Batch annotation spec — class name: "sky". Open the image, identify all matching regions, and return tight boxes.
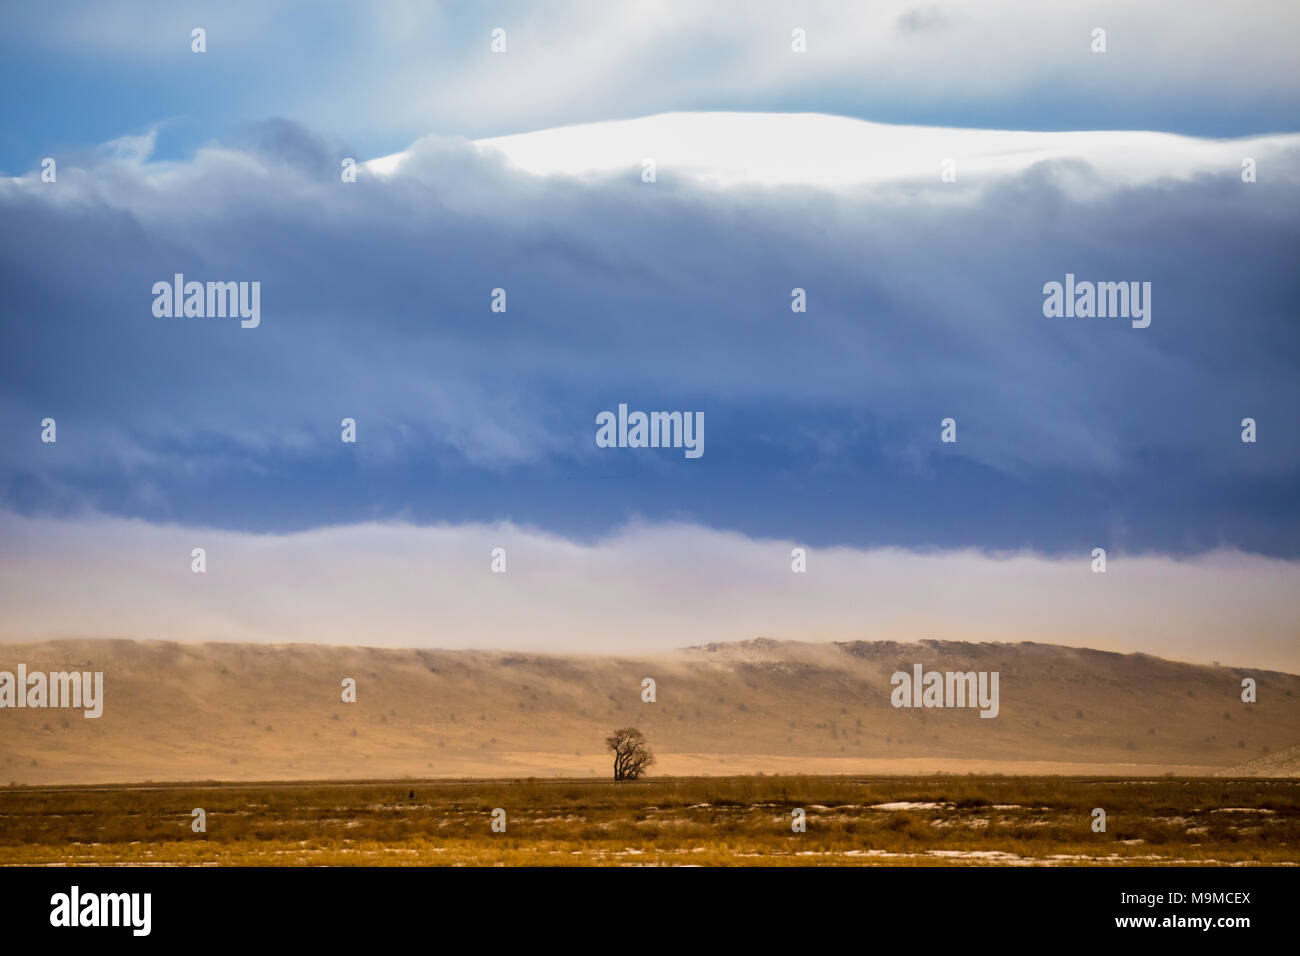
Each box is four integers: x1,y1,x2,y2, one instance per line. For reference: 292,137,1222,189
1,1,1297,666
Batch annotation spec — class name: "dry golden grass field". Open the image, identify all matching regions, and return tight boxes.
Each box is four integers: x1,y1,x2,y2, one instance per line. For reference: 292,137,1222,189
2,775,1297,866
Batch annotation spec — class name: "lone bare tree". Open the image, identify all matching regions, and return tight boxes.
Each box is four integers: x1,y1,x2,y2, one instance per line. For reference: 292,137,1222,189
606,727,655,781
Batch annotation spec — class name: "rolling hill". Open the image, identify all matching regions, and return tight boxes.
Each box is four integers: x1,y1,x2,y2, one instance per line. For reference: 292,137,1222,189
2,637,1297,785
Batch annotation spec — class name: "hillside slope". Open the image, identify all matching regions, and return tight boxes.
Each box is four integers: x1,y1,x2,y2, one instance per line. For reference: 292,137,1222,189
1218,743,1300,777
2,638,1297,784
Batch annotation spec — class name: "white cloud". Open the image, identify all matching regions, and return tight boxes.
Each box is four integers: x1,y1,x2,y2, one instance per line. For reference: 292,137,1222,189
369,112,1300,191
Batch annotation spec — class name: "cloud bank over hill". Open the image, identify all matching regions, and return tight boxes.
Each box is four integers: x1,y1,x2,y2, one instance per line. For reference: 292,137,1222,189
2,511,1298,670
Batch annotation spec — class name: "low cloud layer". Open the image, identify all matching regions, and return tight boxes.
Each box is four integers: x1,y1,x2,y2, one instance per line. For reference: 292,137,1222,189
1,511,1297,672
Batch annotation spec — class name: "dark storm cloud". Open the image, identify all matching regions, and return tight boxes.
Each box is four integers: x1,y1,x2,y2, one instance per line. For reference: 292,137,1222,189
1,121,1297,554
